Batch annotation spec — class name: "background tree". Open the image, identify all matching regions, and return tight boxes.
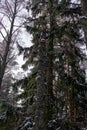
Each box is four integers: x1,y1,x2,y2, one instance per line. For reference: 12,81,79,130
0,0,28,129
0,0,26,89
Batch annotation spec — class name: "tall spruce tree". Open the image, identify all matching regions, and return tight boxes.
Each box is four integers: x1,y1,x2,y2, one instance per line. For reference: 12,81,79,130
3,0,87,129
20,0,87,129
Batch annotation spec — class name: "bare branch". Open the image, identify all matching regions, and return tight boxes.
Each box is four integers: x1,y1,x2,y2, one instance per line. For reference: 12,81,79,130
0,0,27,89
16,6,24,14
6,0,14,13
0,11,12,22
0,53,3,61
13,21,26,34
0,31,7,42
0,21,8,35
6,54,15,65
5,0,14,17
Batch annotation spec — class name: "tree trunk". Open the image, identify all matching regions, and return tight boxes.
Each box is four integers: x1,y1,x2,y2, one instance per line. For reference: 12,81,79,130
81,0,87,45
46,0,55,120
81,0,87,14
35,30,48,130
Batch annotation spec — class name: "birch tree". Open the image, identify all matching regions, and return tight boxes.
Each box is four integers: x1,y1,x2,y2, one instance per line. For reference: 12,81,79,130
0,0,26,90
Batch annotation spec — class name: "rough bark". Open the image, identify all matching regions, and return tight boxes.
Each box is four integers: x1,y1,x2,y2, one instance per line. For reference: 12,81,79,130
35,32,48,130
46,0,55,120
35,1,56,129
81,0,87,45
81,0,87,14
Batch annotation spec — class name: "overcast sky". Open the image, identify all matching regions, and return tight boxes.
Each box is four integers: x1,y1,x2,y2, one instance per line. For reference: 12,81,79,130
1,0,87,80
0,0,33,79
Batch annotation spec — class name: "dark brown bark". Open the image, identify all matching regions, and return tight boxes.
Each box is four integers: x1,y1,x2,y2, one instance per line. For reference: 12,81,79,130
35,1,56,129
46,0,55,120
81,0,87,15
81,0,87,45
35,34,48,130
